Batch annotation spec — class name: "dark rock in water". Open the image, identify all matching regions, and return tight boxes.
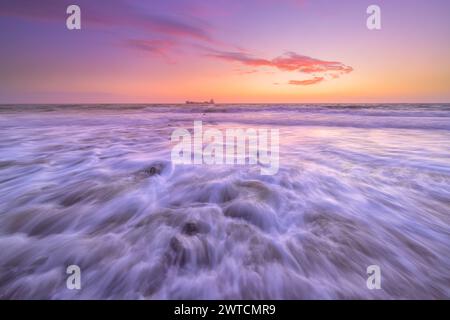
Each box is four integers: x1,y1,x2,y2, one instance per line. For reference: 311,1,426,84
182,220,211,236
136,161,172,179
145,167,157,176
182,222,198,235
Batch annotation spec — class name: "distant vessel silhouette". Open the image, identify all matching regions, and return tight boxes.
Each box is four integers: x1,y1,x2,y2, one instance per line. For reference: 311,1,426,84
185,99,215,105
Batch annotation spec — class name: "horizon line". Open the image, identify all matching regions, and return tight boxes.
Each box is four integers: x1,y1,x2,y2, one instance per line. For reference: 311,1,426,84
1,101,450,106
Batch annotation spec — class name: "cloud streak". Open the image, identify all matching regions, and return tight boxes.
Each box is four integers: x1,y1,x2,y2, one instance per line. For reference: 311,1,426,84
123,39,176,58
289,77,325,86
207,50,353,85
0,0,214,42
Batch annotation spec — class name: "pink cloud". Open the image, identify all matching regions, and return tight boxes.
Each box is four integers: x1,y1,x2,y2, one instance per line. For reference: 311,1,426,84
289,77,324,86
272,52,353,75
207,50,353,85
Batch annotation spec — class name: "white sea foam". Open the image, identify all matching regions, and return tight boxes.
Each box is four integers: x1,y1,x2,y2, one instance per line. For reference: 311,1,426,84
0,104,449,299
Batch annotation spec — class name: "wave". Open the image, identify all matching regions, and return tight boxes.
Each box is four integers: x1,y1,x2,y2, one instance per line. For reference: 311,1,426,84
0,104,449,299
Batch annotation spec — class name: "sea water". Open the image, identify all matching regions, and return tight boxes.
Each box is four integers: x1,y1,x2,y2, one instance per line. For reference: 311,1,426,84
0,104,449,299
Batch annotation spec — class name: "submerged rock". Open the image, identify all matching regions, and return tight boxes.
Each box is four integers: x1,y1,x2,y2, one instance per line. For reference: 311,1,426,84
135,161,172,179
182,220,211,236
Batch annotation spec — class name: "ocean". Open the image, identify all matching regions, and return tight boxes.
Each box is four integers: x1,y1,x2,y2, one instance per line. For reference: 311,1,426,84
0,104,449,299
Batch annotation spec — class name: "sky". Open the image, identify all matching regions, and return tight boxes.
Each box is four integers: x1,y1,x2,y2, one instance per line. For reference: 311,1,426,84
0,0,449,104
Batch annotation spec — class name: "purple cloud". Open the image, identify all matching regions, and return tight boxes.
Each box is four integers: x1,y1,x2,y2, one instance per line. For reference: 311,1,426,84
0,0,213,42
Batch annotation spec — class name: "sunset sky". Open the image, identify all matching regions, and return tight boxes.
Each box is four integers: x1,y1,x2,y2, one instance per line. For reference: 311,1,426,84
0,0,449,103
